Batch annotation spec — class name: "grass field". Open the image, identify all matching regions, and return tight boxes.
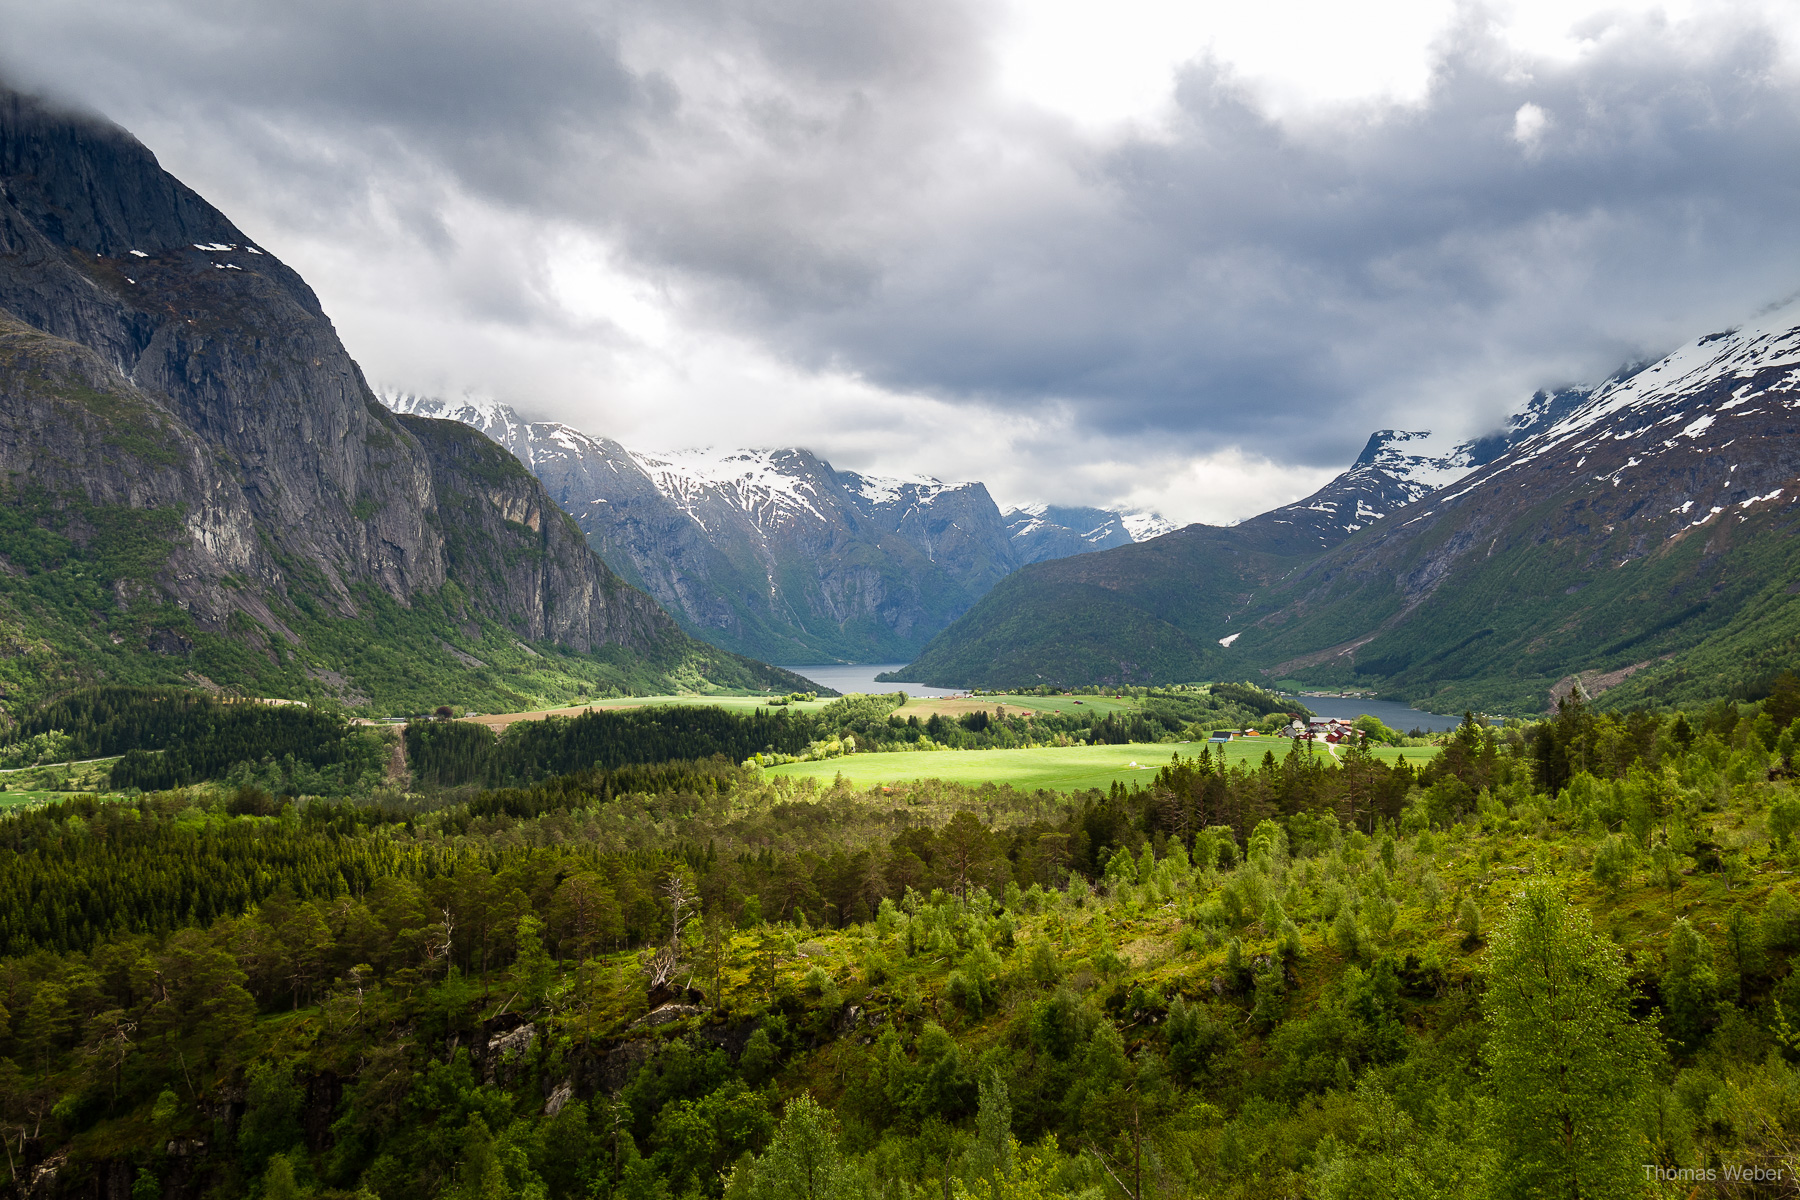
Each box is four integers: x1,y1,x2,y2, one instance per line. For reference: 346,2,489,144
0,790,101,810
465,693,838,729
764,738,1440,791
892,693,1140,719
0,757,119,810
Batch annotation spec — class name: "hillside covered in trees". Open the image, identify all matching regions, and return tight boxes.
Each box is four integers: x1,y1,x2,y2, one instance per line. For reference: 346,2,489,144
0,688,1796,1198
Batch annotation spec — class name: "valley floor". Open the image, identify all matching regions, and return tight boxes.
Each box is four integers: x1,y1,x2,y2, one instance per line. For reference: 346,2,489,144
459,691,1143,732
766,739,1438,791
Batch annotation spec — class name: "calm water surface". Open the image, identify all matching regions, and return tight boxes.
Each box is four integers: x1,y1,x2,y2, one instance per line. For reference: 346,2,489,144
778,666,1470,731
1283,696,1467,733
778,664,963,699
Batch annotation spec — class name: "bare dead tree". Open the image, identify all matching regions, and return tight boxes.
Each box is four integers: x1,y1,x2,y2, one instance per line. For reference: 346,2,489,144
427,908,455,980
642,871,700,997
664,872,697,956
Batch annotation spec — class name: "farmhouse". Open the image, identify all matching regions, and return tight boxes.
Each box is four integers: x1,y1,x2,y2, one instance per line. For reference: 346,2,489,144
1280,716,1360,743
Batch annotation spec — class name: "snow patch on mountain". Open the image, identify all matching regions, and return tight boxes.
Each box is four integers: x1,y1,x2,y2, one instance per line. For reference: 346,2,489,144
1355,429,1477,493
839,470,948,509
625,448,832,527
1523,295,1800,455
384,391,1183,587
1122,511,1176,540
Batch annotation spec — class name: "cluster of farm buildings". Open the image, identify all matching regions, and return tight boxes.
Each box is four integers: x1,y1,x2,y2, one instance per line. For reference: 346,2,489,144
1209,717,1362,744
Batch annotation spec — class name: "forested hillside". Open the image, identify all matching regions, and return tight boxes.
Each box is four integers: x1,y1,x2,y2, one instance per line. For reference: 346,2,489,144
0,687,1797,1198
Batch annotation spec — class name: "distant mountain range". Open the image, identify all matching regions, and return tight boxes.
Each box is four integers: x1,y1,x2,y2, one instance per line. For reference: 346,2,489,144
0,87,813,714
887,335,1798,715
382,395,1172,663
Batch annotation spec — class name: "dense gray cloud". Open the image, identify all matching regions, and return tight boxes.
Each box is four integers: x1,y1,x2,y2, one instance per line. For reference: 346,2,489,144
4,0,1800,516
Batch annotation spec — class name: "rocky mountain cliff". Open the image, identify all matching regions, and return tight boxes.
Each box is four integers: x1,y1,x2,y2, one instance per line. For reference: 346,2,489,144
885,351,1786,713
383,395,1170,663
0,87,809,713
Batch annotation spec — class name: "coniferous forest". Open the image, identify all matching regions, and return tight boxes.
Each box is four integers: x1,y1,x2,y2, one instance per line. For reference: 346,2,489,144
0,684,1797,1198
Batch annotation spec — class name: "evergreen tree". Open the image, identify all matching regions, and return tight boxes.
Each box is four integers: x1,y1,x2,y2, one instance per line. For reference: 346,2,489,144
511,914,555,1010
967,1068,1013,1191
1481,882,1657,1200
1661,918,1719,1054
728,1092,855,1200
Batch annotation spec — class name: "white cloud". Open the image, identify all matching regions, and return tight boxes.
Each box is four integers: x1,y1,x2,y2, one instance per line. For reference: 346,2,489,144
1511,101,1550,145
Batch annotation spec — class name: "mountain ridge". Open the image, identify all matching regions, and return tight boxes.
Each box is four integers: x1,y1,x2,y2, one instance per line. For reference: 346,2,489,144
382,393,1173,663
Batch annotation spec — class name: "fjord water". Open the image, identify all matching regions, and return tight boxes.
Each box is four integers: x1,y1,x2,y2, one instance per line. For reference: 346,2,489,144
1286,696,1464,732
782,666,1466,730
781,664,963,698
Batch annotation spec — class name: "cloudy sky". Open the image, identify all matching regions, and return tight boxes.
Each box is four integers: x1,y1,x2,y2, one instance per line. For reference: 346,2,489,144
6,0,1800,523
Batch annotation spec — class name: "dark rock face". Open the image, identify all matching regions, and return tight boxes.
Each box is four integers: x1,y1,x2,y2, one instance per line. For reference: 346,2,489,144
395,414,670,654
0,87,796,708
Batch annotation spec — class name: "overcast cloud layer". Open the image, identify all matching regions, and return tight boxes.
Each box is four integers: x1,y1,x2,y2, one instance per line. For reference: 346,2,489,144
5,0,1800,523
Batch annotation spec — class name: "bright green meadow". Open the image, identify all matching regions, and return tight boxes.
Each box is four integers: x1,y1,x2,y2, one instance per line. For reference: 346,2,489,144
764,738,1437,791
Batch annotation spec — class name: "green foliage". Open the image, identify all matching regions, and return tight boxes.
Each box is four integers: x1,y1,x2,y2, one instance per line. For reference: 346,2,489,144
1482,882,1659,1200
729,1093,856,1200
1771,794,1800,849
1591,835,1633,894
1662,919,1720,1054
240,1060,306,1173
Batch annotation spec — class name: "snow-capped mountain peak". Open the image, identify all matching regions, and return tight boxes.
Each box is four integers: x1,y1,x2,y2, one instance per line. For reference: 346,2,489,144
1353,429,1477,492
380,391,607,471
1410,295,1800,516
624,447,836,526
1121,512,1176,540
839,469,950,510
1000,504,1175,564
375,391,1177,661
1522,296,1800,457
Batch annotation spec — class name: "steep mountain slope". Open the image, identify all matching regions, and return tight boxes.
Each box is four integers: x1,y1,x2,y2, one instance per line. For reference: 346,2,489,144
1228,305,1800,713
384,395,1169,663
882,388,1628,693
0,87,808,713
